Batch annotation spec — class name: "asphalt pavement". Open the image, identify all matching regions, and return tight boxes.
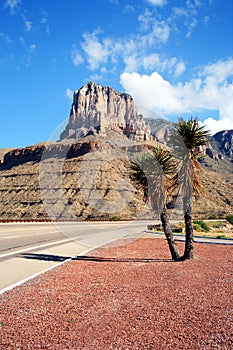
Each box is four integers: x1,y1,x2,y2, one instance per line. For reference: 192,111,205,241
0,221,150,293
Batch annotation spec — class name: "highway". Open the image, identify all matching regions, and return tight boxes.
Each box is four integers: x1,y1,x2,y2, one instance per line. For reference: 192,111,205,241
0,221,152,293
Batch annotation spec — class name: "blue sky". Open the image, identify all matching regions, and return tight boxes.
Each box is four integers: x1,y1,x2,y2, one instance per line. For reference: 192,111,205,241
0,0,233,148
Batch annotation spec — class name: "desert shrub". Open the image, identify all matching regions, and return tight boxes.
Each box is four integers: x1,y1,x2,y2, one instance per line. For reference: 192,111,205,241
194,223,202,232
216,234,226,239
208,214,217,219
226,215,233,225
193,220,210,232
109,215,121,221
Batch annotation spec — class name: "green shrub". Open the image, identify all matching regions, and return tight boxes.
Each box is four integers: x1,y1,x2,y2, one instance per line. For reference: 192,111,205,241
194,223,202,232
208,214,217,219
216,234,226,239
193,220,210,232
109,215,121,221
226,215,233,225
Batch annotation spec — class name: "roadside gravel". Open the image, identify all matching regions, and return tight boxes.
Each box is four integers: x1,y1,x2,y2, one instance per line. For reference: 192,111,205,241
0,237,232,349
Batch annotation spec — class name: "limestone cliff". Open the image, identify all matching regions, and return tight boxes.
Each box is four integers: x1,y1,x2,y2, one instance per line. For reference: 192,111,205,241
60,82,151,141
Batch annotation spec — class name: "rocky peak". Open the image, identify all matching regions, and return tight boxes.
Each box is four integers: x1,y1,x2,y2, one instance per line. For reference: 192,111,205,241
212,130,233,159
60,82,152,141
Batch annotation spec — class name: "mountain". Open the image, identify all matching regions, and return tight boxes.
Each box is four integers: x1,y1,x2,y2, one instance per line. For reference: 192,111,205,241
212,130,233,159
60,82,152,141
146,117,233,164
0,83,232,221
144,118,174,145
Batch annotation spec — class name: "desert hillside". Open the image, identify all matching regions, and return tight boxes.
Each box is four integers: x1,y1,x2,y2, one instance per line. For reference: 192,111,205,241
0,134,232,221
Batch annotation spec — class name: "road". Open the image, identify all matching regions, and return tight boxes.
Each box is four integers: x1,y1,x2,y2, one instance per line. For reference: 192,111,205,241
0,221,152,293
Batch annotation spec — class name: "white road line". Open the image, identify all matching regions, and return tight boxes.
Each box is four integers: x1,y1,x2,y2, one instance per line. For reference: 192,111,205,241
0,237,78,259
0,231,61,240
0,227,58,233
0,236,120,296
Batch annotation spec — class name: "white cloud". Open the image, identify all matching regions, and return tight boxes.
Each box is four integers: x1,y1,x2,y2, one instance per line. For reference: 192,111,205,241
19,36,25,46
201,59,233,82
202,118,233,134
124,5,135,13
138,10,170,44
151,20,170,44
65,88,73,100
120,71,182,114
147,0,167,6
73,22,178,75
81,31,109,70
29,44,36,52
21,12,33,32
4,0,21,14
40,9,50,34
143,53,160,70
24,20,33,32
174,61,186,76
124,55,139,73
71,46,84,66
71,0,211,78
185,18,198,38
40,17,50,34
142,53,186,76
171,2,200,38
204,16,210,24
120,58,233,133
0,32,12,44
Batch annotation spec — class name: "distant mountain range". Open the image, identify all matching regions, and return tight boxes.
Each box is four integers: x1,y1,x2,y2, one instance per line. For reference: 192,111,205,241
212,130,233,159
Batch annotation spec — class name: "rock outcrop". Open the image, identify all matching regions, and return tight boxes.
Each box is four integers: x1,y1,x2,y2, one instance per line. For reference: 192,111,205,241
1,141,100,169
0,148,13,164
212,130,233,159
60,82,152,141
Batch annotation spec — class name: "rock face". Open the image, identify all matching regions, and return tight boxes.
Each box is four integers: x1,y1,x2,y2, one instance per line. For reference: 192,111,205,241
60,82,152,141
145,118,174,145
212,130,233,159
1,142,99,169
0,148,13,164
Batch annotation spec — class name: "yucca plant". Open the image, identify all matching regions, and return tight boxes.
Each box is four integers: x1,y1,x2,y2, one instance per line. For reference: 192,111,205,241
130,145,180,261
174,117,210,260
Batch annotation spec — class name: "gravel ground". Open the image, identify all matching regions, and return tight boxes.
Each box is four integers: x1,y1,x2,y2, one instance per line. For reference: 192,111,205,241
0,237,232,350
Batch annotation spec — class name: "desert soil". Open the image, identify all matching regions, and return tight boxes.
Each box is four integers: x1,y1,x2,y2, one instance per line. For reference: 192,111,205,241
0,237,232,350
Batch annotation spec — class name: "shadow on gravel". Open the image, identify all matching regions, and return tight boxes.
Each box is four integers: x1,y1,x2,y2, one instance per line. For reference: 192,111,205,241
19,253,172,263
74,255,172,263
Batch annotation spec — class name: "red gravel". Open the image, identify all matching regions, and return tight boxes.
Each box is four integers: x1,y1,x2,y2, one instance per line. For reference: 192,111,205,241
0,238,232,350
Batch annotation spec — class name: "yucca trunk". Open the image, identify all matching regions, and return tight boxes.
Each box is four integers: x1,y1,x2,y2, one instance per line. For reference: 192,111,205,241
160,207,181,261
183,196,194,260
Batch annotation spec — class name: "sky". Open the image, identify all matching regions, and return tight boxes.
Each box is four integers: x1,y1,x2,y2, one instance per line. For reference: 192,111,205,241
0,0,233,149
